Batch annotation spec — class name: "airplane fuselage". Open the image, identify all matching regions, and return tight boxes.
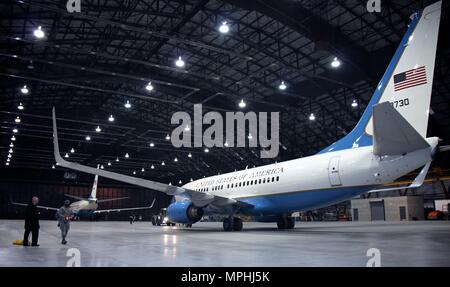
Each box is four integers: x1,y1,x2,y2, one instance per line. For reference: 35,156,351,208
181,138,437,217
69,199,98,215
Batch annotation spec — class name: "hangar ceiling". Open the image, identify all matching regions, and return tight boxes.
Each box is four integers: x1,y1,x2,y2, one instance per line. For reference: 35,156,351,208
1,0,449,184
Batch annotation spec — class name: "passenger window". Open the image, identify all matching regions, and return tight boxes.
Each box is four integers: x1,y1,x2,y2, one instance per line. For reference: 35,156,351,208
272,177,275,182
259,179,261,184
263,178,266,183
276,176,279,181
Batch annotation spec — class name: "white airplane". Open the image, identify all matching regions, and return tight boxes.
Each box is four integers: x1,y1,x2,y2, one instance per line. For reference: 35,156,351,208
51,1,443,231
12,174,156,217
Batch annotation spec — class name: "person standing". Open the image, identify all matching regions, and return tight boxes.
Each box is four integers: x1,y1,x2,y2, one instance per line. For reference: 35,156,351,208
57,200,74,245
23,196,40,247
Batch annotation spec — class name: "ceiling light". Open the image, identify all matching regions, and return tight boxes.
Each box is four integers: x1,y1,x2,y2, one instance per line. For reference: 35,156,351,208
18,103,24,110
107,162,111,166
204,148,209,153
133,171,136,175
115,157,119,162
70,147,75,153
224,141,229,147
64,153,69,158
278,81,287,90
351,99,358,108
85,135,91,141
20,85,29,94
331,57,341,68
124,100,131,109
33,26,45,39
5,162,9,166
165,134,170,140
219,21,230,34
11,136,16,141
7,158,10,162
161,161,165,166
175,56,185,68
149,142,155,147
100,165,104,169
95,126,101,132
12,128,18,133
188,153,192,158
141,167,145,172
238,99,246,108
7,154,12,158
125,153,129,158
248,133,253,139
151,164,155,169
52,165,55,169
178,180,182,185
174,157,178,162
184,125,190,131
9,149,13,153
9,143,14,148
145,82,154,91
309,113,316,121
190,178,193,182
169,182,172,186
15,116,21,123
108,115,115,122
56,162,59,166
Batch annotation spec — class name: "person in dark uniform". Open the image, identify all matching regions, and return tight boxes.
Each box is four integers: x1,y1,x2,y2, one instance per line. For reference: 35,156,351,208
23,196,40,246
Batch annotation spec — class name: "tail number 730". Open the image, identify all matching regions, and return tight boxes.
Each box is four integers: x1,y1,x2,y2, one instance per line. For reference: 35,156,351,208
391,98,410,108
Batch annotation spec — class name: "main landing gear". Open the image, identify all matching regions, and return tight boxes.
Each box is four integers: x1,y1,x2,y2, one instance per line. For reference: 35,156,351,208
277,216,295,230
223,217,243,231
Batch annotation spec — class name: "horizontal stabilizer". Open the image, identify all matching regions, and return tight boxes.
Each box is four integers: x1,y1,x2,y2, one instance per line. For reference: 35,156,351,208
369,161,431,193
65,194,86,201
373,102,429,156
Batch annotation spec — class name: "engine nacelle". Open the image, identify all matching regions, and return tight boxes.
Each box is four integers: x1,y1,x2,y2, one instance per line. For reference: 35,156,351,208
167,201,204,224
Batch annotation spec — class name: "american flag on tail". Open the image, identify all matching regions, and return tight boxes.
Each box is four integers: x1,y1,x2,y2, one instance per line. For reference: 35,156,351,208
393,66,427,92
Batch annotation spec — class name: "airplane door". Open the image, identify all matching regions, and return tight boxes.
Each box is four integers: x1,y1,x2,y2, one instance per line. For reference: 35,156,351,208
328,157,342,186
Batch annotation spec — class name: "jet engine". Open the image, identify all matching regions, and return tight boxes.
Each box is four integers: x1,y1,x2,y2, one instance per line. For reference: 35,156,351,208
167,201,204,224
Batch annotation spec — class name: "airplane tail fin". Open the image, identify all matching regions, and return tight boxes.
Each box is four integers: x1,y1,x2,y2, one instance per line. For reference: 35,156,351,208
90,174,99,200
320,1,442,154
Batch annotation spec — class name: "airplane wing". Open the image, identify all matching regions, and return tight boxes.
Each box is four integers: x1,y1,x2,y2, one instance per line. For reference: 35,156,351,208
11,201,59,211
52,108,251,208
368,161,431,193
94,198,156,213
97,197,129,203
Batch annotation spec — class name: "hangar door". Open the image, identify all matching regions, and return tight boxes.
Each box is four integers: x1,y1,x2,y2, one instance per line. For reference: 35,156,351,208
370,201,385,221
328,157,342,186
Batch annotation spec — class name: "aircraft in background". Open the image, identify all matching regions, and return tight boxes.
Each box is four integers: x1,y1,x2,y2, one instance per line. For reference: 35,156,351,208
12,174,156,217
52,1,444,231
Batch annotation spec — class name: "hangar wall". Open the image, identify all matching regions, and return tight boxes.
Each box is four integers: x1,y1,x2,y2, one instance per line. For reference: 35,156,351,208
0,180,171,220
351,196,424,221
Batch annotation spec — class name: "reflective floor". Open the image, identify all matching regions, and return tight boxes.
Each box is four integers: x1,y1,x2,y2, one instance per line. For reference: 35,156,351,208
0,220,449,267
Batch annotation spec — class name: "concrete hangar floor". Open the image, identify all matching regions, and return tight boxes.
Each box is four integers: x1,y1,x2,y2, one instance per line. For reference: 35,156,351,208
0,220,449,267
